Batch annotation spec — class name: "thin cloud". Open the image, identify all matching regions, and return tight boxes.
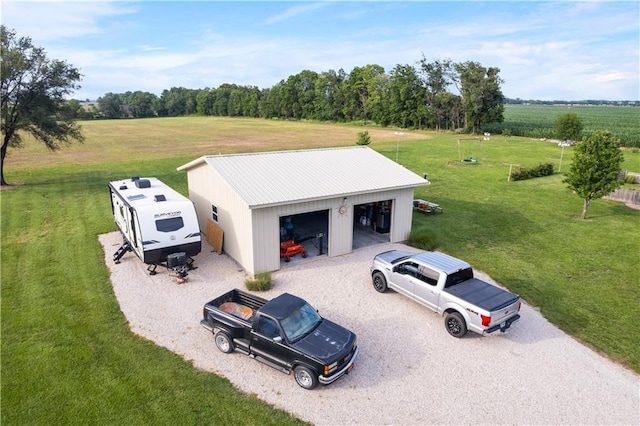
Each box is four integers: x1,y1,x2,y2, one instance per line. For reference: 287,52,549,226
264,2,330,24
2,2,137,41
137,45,168,52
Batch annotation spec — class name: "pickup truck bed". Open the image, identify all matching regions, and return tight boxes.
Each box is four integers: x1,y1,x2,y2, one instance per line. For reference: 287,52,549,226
201,289,267,337
443,278,519,312
207,288,267,312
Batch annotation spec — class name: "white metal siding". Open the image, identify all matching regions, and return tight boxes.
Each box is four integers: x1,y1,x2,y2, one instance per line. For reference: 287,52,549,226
185,165,215,234
390,189,416,242
331,203,352,257
186,164,254,271
250,207,279,275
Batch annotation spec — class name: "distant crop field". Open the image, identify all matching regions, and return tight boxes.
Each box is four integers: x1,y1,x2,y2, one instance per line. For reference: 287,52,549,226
484,105,640,147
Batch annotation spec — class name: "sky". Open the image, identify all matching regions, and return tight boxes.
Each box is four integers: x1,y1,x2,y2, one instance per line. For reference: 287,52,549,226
2,1,639,102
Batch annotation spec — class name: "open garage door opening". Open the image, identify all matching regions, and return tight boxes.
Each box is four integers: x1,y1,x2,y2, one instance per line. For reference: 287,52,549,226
353,201,391,250
279,210,328,265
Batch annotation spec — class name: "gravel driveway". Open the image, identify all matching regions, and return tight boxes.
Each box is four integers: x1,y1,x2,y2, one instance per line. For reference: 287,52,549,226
99,232,639,425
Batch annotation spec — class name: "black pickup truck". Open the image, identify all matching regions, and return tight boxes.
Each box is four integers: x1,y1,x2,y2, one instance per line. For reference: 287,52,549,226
200,289,359,390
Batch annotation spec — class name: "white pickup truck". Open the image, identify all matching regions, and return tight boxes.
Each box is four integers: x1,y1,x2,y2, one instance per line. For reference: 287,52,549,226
370,250,521,337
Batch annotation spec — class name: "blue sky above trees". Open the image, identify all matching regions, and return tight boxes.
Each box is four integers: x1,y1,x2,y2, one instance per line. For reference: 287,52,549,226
3,1,638,101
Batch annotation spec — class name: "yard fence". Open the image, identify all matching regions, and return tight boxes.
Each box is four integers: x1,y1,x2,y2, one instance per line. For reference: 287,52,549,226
617,171,640,183
605,189,640,205
605,172,640,205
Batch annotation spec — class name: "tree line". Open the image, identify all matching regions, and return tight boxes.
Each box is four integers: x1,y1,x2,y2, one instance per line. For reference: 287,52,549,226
75,58,504,134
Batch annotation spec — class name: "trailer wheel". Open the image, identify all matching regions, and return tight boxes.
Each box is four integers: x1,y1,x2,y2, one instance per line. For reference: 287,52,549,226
214,331,234,353
284,256,290,262
372,271,388,293
445,312,467,338
294,365,318,390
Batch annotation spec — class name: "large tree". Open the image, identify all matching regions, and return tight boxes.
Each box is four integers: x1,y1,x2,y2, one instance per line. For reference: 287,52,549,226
1,26,84,185
453,61,504,134
313,69,347,122
418,56,454,130
344,64,387,123
97,92,125,118
554,112,583,142
388,64,426,128
124,91,157,118
563,130,623,219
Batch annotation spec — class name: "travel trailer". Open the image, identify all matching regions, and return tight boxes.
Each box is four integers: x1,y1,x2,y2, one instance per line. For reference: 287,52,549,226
108,177,201,275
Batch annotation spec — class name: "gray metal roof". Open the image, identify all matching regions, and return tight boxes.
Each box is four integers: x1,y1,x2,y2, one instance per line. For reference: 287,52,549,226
178,146,429,208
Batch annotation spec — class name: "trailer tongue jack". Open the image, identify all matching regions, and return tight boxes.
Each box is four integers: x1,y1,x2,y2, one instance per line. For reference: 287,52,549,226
144,252,196,284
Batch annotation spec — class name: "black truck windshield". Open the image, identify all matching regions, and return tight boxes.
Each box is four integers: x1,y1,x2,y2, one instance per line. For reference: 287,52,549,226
445,268,474,288
280,303,322,342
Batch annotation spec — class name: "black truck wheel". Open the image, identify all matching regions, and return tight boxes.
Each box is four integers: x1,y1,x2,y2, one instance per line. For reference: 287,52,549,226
372,271,388,293
214,331,234,353
294,365,319,390
445,312,467,338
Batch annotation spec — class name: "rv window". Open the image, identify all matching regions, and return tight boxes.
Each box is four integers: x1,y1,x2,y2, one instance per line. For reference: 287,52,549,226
211,204,218,222
156,217,184,232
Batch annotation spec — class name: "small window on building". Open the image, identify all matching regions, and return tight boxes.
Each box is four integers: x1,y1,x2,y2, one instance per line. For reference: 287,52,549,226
156,217,184,232
211,204,218,222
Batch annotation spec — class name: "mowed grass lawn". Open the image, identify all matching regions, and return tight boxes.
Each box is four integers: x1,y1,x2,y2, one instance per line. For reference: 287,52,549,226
2,117,639,424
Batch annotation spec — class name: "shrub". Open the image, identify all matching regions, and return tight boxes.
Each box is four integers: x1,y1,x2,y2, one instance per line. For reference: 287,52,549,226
623,174,637,184
356,130,372,146
502,128,512,137
245,272,272,291
511,162,554,181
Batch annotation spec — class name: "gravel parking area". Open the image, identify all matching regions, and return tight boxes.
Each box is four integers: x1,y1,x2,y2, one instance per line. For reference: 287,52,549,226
100,232,639,425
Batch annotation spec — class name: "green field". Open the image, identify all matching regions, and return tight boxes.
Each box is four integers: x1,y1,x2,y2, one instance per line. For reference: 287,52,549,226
2,117,639,424
483,104,640,147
